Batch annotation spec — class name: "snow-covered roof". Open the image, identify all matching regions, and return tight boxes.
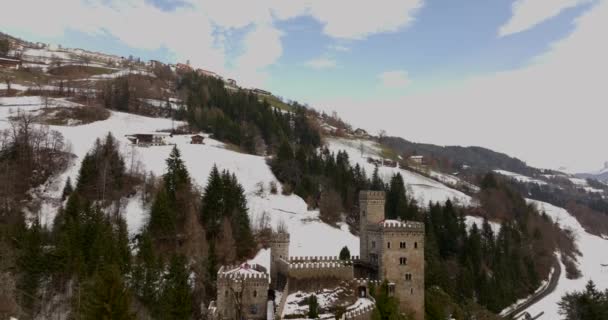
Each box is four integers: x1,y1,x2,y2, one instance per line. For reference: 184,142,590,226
221,263,265,276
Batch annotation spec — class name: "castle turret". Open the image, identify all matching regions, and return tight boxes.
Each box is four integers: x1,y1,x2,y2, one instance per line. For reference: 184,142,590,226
269,231,290,289
359,191,385,263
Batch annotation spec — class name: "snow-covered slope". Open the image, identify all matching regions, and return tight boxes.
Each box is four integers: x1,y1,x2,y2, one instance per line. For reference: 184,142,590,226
1,97,358,260
522,200,608,319
327,137,472,206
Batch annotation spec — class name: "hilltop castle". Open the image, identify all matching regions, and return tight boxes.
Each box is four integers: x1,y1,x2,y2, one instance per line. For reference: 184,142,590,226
210,190,424,320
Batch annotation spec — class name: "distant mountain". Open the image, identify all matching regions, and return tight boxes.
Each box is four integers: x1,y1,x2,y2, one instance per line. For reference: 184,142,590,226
380,136,542,176
577,162,608,183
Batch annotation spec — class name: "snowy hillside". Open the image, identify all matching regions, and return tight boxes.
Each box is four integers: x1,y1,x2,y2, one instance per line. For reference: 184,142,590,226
0,96,359,261
522,200,608,319
327,137,472,206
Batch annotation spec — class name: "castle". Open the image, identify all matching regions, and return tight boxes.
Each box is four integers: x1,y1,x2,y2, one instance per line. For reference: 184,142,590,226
210,190,424,320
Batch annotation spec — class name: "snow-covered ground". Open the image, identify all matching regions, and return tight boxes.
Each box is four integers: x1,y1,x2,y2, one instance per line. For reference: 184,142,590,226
522,200,608,319
494,169,547,185
464,215,501,234
1,97,359,261
327,137,472,206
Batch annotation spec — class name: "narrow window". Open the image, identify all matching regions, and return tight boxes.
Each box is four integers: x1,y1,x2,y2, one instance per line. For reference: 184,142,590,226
411,288,414,295
253,290,257,298
388,284,395,297
400,241,406,249
371,241,376,249
414,242,418,249
387,242,391,249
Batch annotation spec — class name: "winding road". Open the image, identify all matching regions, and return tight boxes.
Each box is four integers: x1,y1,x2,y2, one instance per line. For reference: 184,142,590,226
501,256,561,319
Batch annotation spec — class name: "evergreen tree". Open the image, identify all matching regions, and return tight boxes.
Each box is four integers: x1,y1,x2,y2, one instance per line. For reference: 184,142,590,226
148,188,175,239
83,265,134,320
201,165,224,238
371,281,407,320
159,255,192,320
370,166,385,191
339,246,351,260
559,281,608,320
164,146,190,201
62,177,74,201
308,294,319,319
18,219,46,312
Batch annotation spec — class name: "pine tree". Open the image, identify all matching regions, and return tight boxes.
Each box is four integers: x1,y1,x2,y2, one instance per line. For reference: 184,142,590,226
201,165,224,238
308,294,319,319
159,255,192,319
18,219,46,312
132,231,161,306
83,265,134,320
148,188,175,239
339,246,351,260
164,146,190,201
62,177,74,200
371,166,384,191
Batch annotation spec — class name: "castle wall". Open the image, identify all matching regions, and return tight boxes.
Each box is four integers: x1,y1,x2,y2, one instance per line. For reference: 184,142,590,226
216,271,269,320
378,224,425,320
286,261,354,281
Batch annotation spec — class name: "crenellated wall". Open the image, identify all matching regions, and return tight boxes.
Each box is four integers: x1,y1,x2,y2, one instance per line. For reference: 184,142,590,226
282,260,354,281
342,303,375,320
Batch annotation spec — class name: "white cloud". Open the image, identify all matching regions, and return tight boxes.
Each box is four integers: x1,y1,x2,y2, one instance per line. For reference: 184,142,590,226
0,0,426,89
306,57,337,70
499,0,591,36
379,70,411,88
328,44,350,52
308,0,424,39
315,1,608,172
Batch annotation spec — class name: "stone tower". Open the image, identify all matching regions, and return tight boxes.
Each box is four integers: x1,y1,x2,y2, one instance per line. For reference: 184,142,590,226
359,190,386,264
269,231,289,288
359,190,425,320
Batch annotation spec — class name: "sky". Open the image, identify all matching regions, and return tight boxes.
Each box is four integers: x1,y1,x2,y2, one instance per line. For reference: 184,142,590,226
1,0,607,173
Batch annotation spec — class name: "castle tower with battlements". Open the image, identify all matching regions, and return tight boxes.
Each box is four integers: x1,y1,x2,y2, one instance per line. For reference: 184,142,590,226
269,231,290,289
359,190,425,320
215,263,269,320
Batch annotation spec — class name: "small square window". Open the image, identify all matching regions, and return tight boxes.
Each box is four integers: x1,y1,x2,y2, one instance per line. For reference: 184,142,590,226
399,257,407,265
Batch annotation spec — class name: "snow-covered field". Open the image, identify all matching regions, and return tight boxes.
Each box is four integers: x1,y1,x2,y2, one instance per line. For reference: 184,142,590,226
1,96,359,260
522,200,608,319
494,169,548,185
464,215,501,234
327,138,472,206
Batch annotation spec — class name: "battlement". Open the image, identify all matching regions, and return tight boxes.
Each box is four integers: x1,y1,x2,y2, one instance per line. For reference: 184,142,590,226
359,190,385,201
351,278,382,287
217,263,269,282
271,231,290,242
343,302,375,320
371,220,425,233
217,272,269,281
288,255,360,263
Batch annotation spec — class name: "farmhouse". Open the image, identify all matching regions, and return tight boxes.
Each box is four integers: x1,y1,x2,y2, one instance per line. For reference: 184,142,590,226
197,68,219,78
408,155,424,165
251,88,271,96
0,57,21,69
125,133,170,146
191,134,205,144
